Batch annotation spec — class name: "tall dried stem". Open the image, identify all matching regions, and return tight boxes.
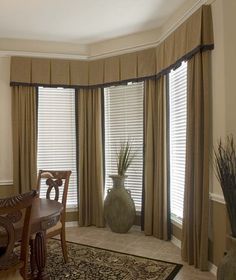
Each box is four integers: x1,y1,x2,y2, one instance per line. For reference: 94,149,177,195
214,135,236,237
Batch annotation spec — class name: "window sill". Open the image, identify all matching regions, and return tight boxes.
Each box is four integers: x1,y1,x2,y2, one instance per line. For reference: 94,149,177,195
66,206,78,212
171,215,183,229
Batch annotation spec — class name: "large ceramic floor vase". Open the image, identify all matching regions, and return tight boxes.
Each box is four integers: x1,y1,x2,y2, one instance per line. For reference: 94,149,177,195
104,175,136,233
217,236,236,280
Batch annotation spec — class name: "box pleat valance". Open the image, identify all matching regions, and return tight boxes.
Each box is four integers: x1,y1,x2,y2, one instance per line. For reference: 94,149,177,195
10,5,214,88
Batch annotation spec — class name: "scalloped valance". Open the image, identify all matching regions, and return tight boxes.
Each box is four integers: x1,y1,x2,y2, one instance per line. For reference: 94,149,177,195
10,5,214,88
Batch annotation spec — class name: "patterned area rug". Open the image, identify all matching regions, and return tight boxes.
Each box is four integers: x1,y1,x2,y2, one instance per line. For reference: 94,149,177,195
46,239,182,280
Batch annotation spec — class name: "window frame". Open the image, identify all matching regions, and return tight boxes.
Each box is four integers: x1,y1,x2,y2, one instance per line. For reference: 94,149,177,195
37,86,78,209
103,82,144,212
167,61,188,227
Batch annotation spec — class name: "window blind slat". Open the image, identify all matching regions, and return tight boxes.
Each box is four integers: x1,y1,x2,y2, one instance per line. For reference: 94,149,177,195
169,62,187,222
37,87,78,207
104,82,144,211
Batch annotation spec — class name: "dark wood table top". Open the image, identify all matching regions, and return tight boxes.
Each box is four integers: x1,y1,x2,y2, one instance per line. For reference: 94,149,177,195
31,198,63,223
0,198,63,246
30,198,63,234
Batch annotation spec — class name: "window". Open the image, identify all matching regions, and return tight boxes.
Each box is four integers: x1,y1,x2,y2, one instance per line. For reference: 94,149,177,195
169,61,187,224
37,87,78,207
104,82,144,211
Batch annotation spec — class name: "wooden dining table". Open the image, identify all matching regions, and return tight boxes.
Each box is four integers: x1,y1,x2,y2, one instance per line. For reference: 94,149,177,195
28,198,63,280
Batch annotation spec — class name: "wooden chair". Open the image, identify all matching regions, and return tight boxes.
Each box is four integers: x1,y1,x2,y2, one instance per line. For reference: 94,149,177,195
0,190,37,280
36,170,71,263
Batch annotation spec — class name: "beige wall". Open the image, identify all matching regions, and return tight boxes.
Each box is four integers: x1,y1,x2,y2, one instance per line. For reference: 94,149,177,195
208,0,236,266
0,56,13,188
210,0,236,195
223,0,236,136
210,0,226,196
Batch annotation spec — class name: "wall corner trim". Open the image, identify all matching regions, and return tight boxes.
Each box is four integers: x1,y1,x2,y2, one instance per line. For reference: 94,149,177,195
209,192,225,204
171,235,181,249
65,221,79,228
208,262,217,276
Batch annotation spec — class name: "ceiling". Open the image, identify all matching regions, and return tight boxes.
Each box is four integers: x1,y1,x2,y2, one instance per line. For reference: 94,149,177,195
0,0,187,44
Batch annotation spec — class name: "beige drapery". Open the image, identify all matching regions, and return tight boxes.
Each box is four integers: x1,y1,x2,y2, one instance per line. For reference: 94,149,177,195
181,51,210,270
78,88,104,227
12,86,37,193
144,77,170,240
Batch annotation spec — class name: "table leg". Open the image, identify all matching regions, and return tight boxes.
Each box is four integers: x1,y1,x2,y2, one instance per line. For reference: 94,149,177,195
30,239,38,279
35,231,48,280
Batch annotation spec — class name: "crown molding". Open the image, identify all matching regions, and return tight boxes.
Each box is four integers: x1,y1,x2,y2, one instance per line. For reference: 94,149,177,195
0,50,89,60
0,0,213,60
89,41,159,60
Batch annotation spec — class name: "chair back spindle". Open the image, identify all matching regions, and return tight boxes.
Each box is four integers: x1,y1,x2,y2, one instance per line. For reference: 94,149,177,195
36,170,71,263
0,190,37,278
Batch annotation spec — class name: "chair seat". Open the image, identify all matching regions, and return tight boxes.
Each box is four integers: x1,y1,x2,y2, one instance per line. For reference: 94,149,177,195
46,221,62,235
0,228,8,247
0,269,23,280
0,253,23,269
0,257,24,280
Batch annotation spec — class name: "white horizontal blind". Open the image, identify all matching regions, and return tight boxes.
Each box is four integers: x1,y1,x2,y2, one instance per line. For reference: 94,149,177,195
37,87,78,207
104,82,144,211
169,61,187,223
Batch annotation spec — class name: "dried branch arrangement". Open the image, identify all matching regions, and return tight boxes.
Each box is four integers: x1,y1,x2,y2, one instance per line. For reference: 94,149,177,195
214,135,236,237
116,140,136,176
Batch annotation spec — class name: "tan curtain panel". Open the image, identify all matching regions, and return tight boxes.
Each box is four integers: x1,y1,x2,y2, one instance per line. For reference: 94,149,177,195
10,5,213,87
12,86,37,193
144,77,170,240
78,88,104,227
181,50,210,270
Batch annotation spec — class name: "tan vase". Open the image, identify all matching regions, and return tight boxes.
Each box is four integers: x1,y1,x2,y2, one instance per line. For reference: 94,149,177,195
217,236,236,280
104,175,136,233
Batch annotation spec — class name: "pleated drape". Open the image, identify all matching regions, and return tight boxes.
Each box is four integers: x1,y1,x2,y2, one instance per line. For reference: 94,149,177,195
77,88,104,227
12,86,37,193
144,77,170,240
181,51,210,270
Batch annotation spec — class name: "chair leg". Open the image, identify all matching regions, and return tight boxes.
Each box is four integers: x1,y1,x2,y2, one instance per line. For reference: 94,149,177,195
60,227,68,263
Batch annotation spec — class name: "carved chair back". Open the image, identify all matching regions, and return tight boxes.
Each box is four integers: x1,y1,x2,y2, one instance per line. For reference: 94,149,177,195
36,170,71,215
0,190,37,275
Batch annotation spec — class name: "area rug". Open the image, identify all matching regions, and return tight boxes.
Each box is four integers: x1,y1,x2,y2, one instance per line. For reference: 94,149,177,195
46,239,182,280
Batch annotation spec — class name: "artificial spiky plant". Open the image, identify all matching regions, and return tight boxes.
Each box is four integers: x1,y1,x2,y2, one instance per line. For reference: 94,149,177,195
214,135,236,237
116,140,135,176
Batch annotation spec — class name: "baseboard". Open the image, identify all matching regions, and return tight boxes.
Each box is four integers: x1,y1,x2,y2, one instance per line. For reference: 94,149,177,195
171,235,217,276
209,192,225,204
65,221,79,227
171,235,181,249
208,262,217,276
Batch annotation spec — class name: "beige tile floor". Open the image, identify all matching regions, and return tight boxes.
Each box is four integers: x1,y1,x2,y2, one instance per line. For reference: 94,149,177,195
65,225,216,280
